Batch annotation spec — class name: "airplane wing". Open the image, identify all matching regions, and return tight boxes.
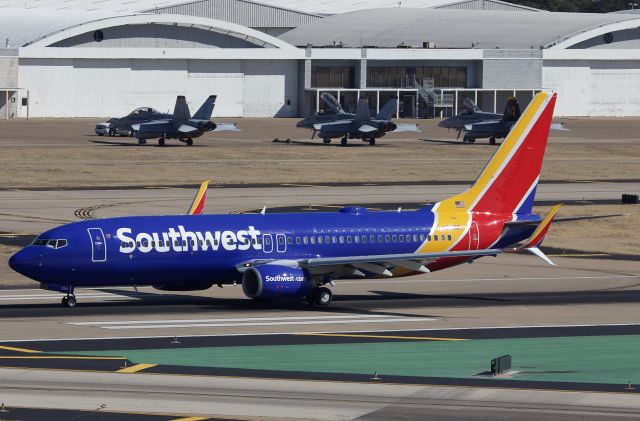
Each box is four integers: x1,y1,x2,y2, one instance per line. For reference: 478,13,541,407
464,120,500,131
358,124,377,133
551,122,569,131
213,123,241,132
238,248,502,278
313,120,353,130
392,124,420,132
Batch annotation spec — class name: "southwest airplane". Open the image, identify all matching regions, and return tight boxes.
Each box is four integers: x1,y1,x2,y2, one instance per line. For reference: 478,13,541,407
10,92,559,308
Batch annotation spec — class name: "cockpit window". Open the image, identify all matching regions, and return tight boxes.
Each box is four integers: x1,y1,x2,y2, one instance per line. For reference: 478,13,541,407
32,238,68,249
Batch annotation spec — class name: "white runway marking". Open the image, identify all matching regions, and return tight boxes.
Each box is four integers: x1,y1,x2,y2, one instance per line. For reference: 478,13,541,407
69,315,436,330
4,322,640,343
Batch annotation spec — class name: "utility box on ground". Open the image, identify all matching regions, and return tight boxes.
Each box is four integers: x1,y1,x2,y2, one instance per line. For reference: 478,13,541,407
491,355,512,375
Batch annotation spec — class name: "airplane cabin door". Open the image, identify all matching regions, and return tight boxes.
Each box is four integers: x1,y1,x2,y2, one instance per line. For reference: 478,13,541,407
87,228,107,262
276,234,287,253
469,221,480,250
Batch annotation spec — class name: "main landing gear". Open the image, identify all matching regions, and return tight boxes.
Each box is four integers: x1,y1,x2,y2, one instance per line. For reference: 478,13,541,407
61,292,77,308
489,136,497,145
158,137,165,147
138,138,146,145
341,136,348,146
307,286,332,307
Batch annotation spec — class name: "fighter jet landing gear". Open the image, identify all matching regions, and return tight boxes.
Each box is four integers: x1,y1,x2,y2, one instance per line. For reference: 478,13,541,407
186,138,193,146
341,137,348,146
138,138,146,145
463,134,476,144
158,137,165,147
489,136,496,145
307,287,332,306
322,138,331,144
368,138,376,146
61,293,77,308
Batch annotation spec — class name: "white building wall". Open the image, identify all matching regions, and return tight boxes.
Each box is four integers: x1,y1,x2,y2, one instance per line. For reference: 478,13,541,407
543,59,640,116
18,58,298,117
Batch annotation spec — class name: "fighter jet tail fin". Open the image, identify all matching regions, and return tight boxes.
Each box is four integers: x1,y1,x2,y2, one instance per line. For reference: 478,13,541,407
375,97,398,121
193,95,217,121
171,96,191,125
354,98,371,123
503,97,521,122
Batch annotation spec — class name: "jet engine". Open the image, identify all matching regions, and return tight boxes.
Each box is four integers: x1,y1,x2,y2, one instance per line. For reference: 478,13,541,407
197,121,217,131
242,265,313,300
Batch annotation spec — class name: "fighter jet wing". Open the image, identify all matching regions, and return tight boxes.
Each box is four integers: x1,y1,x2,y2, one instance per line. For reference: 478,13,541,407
313,119,354,130
464,120,501,131
358,124,377,133
178,124,200,133
392,124,420,132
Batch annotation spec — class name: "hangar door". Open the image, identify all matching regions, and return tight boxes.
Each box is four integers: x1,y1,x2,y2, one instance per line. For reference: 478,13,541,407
187,60,244,117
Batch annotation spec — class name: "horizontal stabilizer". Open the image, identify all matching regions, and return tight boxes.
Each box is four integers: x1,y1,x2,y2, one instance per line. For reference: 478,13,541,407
392,124,420,132
551,122,569,131
213,123,241,132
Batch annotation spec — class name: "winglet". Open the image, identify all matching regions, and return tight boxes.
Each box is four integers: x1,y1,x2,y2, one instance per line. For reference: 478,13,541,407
520,204,561,249
187,180,209,215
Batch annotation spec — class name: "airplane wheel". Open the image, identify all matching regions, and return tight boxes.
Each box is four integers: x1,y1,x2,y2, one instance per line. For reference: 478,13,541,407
128,128,135,137
138,139,146,145
108,128,116,137
311,287,332,306
61,295,76,308
369,138,376,146
158,138,165,147
341,137,347,146
322,138,331,144
489,137,496,145
186,138,193,146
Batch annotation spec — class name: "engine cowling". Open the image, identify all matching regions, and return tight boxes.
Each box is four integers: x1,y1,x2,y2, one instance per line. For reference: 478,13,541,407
242,265,312,300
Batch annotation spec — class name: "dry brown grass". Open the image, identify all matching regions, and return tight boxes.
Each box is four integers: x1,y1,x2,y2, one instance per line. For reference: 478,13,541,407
0,118,638,189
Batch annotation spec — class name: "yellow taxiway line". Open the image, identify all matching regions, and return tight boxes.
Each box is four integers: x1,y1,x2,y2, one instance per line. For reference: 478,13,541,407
117,363,158,373
0,345,41,354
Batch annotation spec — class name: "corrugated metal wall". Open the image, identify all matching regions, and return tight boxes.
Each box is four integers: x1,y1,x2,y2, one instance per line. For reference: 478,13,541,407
0,54,18,88
147,0,321,29
436,0,540,12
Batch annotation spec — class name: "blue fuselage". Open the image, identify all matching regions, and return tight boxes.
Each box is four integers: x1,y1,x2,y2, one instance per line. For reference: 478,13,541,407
9,207,537,292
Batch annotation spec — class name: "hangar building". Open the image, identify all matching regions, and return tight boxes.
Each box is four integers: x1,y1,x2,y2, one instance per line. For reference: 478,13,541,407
1,0,640,119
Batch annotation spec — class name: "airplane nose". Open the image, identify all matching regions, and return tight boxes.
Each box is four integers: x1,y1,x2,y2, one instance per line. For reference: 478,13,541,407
8,247,40,279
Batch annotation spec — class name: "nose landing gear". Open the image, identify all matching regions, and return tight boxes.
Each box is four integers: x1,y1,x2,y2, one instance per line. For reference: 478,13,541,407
61,293,77,308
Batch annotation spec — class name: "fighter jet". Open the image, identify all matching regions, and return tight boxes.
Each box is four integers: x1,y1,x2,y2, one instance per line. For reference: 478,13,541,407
298,95,419,146
438,97,522,145
95,107,172,137
135,95,238,146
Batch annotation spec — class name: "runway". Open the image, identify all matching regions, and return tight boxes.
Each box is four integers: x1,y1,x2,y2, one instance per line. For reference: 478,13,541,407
1,180,637,233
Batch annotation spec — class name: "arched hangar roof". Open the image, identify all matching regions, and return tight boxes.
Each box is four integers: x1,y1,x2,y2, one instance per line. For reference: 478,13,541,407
279,8,640,49
0,8,296,49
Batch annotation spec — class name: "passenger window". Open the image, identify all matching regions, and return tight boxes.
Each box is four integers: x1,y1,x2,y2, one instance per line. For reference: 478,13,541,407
354,236,360,244
413,234,418,242
303,236,309,245
362,235,367,243
447,235,452,241
347,236,352,243
441,235,445,241
174,240,179,246
332,236,337,243
420,234,426,241
385,235,390,242
339,236,345,244
392,235,398,242
318,236,323,244
377,235,383,243
325,236,330,244
434,235,438,241
287,237,292,245
296,237,301,244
